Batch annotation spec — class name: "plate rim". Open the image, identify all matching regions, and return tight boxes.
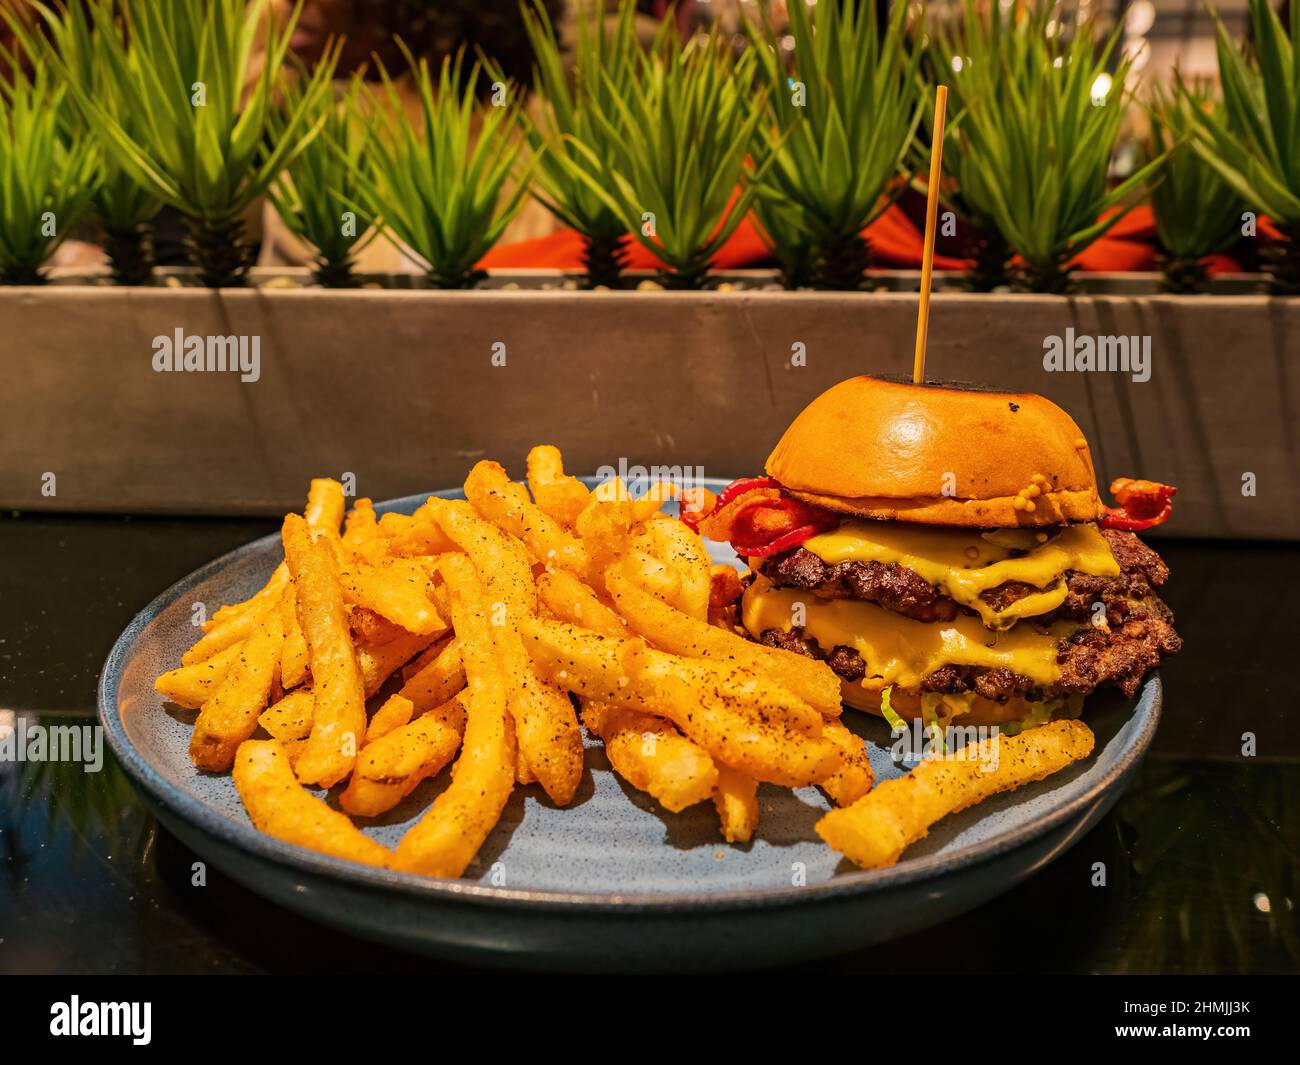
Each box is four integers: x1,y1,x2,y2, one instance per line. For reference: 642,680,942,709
99,484,1162,914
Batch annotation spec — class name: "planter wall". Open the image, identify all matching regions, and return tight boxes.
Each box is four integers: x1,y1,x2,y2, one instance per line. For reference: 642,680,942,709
3,283,1296,540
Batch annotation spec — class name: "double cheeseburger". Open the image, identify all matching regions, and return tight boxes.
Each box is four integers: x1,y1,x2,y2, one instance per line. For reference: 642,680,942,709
688,376,1181,729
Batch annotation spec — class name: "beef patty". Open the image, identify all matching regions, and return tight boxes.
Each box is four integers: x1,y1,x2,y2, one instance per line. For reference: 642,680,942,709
761,528,1168,626
760,595,1180,701
756,528,1180,701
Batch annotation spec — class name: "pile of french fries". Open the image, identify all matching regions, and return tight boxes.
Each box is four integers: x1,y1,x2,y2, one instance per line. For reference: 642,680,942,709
153,445,1094,877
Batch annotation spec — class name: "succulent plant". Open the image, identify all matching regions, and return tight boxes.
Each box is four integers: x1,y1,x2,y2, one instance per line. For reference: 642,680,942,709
351,45,532,289
54,0,337,288
931,1,1163,294
1146,79,1246,295
747,0,923,291
0,37,97,285
1187,0,1300,295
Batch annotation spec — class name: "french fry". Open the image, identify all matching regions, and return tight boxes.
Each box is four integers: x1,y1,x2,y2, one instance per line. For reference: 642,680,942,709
465,460,591,577
340,695,466,817
433,500,584,804
708,564,746,626
255,685,426,748
401,636,450,682
519,618,842,788
629,481,679,524
182,594,277,666
279,584,310,689
816,719,1096,869
378,501,459,556
712,765,760,843
575,494,633,591
356,628,439,698
537,569,627,639
348,605,406,646
611,548,679,605
205,564,291,632
233,740,390,867
397,637,466,712
366,692,416,743
583,701,718,813
258,688,315,742
819,721,875,807
282,513,367,788
205,481,341,634
526,444,590,526
430,499,536,612
605,556,843,718
189,610,284,771
280,737,308,771
305,478,346,539
393,556,516,877
342,498,388,564
631,516,711,621
592,476,630,501
341,558,446,636
154,640,244,709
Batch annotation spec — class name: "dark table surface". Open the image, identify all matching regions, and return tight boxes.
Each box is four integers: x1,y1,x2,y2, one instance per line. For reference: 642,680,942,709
1,512,1296,974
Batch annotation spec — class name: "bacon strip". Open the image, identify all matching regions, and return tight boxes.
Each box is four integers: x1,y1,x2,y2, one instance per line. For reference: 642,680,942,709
1099,478,1177,532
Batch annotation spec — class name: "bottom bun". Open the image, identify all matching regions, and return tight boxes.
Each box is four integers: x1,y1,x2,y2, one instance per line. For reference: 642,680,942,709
840,679,1065,727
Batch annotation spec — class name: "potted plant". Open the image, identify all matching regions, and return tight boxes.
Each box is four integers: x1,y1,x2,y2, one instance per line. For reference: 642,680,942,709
1188,0,1300,295
57,0,336,288
13,0,162,285
268,67,376,289
747,0,922,291
564,27,769,290
1146,80,1245,295
517,0,639,289
352,45,531,289
934,2,1162,293
0,35,96,284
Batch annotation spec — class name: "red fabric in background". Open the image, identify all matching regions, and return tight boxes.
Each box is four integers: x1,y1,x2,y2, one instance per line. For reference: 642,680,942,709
479,204,968,272
479,197,1281,276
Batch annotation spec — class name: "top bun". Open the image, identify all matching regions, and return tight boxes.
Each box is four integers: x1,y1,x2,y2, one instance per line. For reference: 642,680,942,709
765,376,1102,527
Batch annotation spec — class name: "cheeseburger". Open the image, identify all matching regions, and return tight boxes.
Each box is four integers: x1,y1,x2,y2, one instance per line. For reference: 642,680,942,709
687,376,1181,729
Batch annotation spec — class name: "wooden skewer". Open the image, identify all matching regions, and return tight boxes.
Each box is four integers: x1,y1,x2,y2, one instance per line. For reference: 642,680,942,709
912,84,948,386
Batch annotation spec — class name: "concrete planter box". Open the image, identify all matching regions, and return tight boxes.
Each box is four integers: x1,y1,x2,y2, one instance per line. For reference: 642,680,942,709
4,273,1296,540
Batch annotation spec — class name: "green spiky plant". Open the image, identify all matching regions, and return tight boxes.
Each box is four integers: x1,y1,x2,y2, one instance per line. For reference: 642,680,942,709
935,3,1164,293
353,45,531,289
1188,0,1300,295
926,0,1022,290
13,0,163,285
268,66,376,288
746,0,923,291
518,0,640,289
53,0,336,288
565,28,770,289
1146,80,1245,294
0,44,97,284
752,194,817,290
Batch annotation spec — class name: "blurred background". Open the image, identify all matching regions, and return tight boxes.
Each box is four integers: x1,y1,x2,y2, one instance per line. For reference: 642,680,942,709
0,0,1280,276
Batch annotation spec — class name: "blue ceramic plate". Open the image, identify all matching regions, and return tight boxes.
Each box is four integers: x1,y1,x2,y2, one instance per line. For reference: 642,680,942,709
100,481,1161,971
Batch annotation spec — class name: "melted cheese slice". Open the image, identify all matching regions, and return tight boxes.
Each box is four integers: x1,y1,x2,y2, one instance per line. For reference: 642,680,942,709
743,577,1084,690
800,521,1119,630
